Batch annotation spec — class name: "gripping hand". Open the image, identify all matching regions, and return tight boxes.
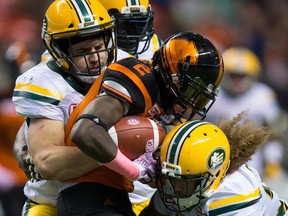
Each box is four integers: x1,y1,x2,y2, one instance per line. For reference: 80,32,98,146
133,139,157,183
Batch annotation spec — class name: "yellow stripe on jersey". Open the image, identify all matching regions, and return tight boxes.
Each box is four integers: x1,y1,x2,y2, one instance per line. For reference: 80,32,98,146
208,188,261,215
14,83,63,100
41,54,52,62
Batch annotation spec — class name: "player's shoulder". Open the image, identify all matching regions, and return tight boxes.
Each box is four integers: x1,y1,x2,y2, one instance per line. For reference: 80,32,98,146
150,33,163,48
101,57,157,113
103,57,153,79
17,60,60,82
13,59,78,105
116,48,133,60
16,60,75,91
205,164,262,215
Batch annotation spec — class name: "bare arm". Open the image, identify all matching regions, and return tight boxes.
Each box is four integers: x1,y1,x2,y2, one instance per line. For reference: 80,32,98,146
71,94,125,163
71,93,157,181
27,118,101,180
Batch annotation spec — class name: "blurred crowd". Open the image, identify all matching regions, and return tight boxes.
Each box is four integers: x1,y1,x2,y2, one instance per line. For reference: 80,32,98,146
0,0,288,215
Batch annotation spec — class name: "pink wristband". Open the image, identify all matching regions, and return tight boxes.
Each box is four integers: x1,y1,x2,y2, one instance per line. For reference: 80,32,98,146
103,149,139,180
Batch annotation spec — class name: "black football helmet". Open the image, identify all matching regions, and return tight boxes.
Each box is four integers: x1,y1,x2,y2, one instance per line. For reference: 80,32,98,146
152,31,224,120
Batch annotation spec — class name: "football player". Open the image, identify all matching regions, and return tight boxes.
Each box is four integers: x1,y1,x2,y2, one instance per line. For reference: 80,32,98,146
139,112,288,216
56,31,224,215
13,0,162,215
12,0,132,215
98,0,163,59
206,47,281,174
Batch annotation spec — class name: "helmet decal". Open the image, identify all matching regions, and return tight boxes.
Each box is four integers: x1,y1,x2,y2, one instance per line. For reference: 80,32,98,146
207,148,226,169
164,39,199,75
71,0,95,23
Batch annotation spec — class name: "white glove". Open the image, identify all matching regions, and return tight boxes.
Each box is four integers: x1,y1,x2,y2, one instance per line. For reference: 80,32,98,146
133,139,157,183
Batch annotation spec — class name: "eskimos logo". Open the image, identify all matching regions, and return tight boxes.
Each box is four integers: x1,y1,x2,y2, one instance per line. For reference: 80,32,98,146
207,148,225,169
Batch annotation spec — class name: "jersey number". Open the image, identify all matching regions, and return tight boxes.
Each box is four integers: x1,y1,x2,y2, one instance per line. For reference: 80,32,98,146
133,64,151,76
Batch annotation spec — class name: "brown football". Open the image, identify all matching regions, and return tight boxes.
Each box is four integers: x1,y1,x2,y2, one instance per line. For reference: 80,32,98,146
108,116,166,160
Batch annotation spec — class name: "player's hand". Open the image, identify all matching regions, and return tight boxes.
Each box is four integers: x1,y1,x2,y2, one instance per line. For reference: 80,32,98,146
19,145,43,182
13,124,43,182
133,139,157,184
24,155,43,182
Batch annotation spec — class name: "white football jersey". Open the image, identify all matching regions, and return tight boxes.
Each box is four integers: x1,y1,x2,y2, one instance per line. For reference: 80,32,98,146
136,34,163,60
206,83,280,173
152,164,288,216
12,49,130,206
200,164,288,216
206,83,280,126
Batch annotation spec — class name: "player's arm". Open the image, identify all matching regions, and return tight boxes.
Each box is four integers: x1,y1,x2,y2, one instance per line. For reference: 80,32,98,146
71,93,155,181
27,118,101,180
71,94,125,163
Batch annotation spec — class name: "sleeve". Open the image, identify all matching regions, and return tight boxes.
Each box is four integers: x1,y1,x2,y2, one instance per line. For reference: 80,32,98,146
12,64,69,120
205,166,263,216
101,57,158,115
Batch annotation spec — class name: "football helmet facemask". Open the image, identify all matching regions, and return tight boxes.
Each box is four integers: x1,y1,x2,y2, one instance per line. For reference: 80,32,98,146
99,0,154,56
42,0,117,85
152,32,224,121
157,120,230,213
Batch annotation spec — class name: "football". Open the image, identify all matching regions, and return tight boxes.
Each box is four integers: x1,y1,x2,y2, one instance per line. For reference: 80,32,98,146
108,116,166,160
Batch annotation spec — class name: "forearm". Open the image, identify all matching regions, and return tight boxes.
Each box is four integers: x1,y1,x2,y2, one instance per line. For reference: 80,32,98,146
71,112,141,179
34,145,100,180
71,94,126,163
28,118,100,180
103,149,140,180
70,95,145,180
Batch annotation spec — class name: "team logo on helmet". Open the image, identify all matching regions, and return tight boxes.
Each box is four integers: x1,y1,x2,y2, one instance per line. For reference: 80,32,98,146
207,148,225,169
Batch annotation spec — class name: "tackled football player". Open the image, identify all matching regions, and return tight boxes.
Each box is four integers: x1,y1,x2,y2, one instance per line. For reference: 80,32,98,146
56,31,224,215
